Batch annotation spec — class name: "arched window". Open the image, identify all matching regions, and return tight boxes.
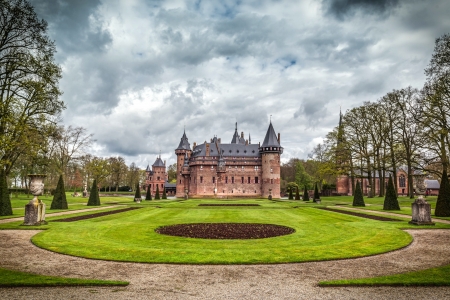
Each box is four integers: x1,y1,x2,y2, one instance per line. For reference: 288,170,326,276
399,175,406,188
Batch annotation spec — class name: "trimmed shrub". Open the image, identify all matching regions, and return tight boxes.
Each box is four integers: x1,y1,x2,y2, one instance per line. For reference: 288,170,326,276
51,175,68,209
435,169,450,216
0,169,13,216
155,185,160,200
303,186,309,201
352,181,365,206
313,183,320,202
288,188,293,200
383,175,400,210
145,185,152,200
162,186,167,199
295,187,300,200
87,179,101,206
134,183,141,199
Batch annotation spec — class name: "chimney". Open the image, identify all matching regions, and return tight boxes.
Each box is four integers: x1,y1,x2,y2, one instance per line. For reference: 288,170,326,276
278,133,280,144
241,131,244,138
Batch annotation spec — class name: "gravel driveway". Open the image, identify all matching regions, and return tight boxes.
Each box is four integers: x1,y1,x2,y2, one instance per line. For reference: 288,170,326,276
1,229,450,299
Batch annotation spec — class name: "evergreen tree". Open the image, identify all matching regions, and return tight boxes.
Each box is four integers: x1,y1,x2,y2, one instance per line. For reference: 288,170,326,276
155,184,160,200
162,185,167,199
87,179,100,206
383,175,400,210
313,182,320,202
303,186,309,201
51,175,68,209
134,182,141,200
295,187,300,200
435,169,450,216
288,187,294,200
145,185,152,200
0,169,12,216
352,181,365,206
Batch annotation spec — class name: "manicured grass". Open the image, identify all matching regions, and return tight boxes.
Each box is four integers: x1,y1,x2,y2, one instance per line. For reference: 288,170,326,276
27,199,423,264
0,268,128,287
319,264,450,286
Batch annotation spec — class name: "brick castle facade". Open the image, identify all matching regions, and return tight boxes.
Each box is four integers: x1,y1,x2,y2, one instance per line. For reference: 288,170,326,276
175,122,283,198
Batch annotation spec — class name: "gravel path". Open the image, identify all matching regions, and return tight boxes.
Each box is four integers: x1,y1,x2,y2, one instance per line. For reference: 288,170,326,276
1,229,450,299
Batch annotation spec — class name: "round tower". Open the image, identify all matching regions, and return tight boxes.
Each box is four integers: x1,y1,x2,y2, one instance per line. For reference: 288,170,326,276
260,122,283,199
175,130,191,198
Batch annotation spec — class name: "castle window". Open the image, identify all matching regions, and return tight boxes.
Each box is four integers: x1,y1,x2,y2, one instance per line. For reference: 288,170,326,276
244,150,247,153
229,150,232,153
213,177,215,184
241,177,244,184
237,150,239,153
225,176,228,184
271,179,274,184
161,184,163,188
255,177,259,184
252,150,255,153
399,175,406,188
248,177,251,184
157,176,160,180
232,177,235,184
179,180,181,184
200,176,203,183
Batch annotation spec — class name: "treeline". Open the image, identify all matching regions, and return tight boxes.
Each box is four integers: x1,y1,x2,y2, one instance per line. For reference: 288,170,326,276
309,34,450,198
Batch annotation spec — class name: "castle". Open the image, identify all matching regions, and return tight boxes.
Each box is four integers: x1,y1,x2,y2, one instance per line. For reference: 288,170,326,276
175,122,283,198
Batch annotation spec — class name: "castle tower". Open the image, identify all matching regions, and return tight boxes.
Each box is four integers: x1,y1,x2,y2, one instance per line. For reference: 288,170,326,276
175,130,191,197
259,121,283,198
151,155,166,194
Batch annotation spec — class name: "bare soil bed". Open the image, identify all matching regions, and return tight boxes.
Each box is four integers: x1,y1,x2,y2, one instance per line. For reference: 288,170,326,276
155,223,295,239
318,207,402,221
52,207,142,222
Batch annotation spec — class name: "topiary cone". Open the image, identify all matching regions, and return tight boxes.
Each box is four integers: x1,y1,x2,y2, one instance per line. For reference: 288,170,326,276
435,169,450,216
352,181,365,206
383,174,400,210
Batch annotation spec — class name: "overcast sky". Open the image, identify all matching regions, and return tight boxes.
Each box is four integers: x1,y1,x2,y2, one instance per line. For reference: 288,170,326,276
29,0,450,168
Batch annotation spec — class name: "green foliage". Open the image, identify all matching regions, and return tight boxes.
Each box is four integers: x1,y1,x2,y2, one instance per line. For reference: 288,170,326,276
303,186,310,201
155,184,160,200
352,181,365,207
295,186,300,200
383,175,400,210
435,169,450,216
87,179,100,206
145,185,152,200
0,170,13,216
134,182,141,199
295,161,311,190
313,182,320,201
50,175,68,209
162,185,167,199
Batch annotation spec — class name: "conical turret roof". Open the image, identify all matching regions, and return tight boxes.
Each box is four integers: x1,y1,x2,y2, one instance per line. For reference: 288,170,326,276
153,156,165,167
176,130,191,150
261,122,280,147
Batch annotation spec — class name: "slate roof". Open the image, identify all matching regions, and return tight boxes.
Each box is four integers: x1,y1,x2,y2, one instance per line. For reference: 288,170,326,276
153,156,165,167
261,122,280,147
191,142,260,158
425,179,440,189
165,182,177,188
176,130,191,150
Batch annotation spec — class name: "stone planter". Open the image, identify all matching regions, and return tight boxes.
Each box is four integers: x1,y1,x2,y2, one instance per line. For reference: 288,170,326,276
23,174,47,226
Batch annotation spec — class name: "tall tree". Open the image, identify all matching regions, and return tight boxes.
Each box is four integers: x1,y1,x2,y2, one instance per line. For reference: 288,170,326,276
0,0,64,207
0,169,12,215
303,186,309,201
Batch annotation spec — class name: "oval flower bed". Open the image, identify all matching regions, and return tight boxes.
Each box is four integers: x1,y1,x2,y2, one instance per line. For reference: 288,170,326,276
155,223,295,239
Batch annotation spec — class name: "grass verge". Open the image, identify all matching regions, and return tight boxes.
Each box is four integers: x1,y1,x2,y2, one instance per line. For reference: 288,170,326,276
319,264,450,287
0,268,128,287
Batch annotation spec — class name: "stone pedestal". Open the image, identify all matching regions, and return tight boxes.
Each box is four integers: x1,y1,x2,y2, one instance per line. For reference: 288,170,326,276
409,197,435,226
23,197,47,225
23,174,47,226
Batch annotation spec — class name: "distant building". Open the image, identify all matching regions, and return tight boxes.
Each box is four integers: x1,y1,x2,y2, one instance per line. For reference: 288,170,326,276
144,156,170,196
175,122,283,198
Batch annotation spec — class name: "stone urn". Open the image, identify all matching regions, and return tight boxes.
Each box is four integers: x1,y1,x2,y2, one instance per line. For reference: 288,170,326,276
410,174,434,226
268,188,272,200
23,174,47,226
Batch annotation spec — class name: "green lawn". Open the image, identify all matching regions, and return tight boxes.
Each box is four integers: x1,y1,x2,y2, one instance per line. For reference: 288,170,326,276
24,199,427,264
0,268,128,287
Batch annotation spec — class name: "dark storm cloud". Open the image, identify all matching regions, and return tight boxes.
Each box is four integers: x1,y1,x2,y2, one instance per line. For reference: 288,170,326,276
323,0,400,20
